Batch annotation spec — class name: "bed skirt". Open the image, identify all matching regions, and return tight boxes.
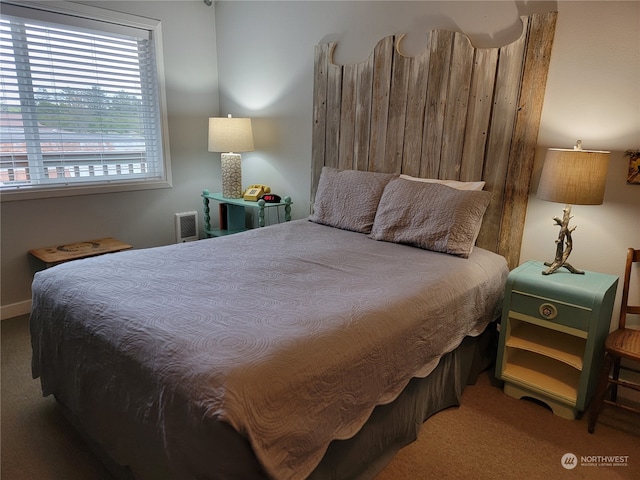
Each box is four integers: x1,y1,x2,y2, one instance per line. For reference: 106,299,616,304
55,322,496,480
311,321,496,479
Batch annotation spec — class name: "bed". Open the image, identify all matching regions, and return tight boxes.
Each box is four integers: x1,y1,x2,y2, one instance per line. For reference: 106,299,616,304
30,11,557,480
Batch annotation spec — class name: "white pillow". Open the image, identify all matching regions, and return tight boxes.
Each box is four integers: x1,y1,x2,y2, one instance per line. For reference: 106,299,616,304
399,174,485,191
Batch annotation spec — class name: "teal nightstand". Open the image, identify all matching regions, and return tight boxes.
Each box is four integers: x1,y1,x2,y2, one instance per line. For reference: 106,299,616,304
202,190,292,237
495,260,618,419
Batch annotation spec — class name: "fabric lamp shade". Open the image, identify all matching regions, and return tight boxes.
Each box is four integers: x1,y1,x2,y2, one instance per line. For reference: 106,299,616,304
208,115,254,199
208,116,254,153
537,147,610,205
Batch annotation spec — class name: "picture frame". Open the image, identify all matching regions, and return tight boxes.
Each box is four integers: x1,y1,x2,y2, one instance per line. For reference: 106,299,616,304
626,150,640,184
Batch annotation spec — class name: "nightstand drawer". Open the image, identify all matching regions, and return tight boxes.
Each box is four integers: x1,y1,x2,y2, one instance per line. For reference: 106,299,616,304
510,290,591,332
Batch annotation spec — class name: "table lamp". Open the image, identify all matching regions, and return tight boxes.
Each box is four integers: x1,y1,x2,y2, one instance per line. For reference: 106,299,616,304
536,140,610,275
208,114,254,198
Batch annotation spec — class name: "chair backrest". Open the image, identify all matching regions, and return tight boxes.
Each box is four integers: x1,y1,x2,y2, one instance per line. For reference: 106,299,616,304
619,248,640,329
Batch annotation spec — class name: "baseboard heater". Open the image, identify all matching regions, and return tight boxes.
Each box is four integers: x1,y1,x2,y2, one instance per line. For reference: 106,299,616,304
175,211,198,243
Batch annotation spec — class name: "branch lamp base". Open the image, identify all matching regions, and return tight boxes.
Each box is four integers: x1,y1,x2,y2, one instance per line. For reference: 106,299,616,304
541,204,585,276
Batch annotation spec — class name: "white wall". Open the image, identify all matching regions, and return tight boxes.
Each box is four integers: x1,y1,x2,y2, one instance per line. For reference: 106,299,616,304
214,1,639,327
0,0,220,317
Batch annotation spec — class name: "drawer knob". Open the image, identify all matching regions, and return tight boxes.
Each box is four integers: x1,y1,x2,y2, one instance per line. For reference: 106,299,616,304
539,303,558,319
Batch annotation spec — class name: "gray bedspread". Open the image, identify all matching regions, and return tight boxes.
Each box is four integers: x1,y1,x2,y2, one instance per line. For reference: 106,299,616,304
31,219,508,480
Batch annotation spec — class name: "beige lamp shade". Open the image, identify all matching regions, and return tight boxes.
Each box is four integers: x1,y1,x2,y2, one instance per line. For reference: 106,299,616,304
537,147,610,205
208,116,254,153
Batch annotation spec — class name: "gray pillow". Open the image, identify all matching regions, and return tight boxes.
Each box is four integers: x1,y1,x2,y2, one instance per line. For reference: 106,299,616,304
369,177,492,257
309,167,399,233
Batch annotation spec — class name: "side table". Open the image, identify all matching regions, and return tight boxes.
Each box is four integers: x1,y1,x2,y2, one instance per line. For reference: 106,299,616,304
202,190,292,237
29,237,132,268
495,260,618,419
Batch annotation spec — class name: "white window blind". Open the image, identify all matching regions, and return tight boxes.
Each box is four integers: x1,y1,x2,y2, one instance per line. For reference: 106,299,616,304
0,2,171,199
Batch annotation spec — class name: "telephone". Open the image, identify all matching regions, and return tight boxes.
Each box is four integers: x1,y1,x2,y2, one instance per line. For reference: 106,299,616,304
243,184,271,202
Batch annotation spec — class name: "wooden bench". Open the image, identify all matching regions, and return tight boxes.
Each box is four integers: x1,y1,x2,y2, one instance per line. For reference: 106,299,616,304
29,237,132,268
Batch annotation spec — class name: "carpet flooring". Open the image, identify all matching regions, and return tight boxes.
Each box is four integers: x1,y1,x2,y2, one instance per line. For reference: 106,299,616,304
2,314,639,480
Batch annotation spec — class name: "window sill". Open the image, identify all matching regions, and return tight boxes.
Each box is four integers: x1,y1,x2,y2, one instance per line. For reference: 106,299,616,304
0,178,172,202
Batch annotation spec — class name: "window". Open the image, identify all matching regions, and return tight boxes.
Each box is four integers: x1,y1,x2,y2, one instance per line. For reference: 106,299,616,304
0,1,171,200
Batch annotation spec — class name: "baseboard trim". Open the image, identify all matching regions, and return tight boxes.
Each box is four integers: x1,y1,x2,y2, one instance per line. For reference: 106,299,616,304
1,300,32,320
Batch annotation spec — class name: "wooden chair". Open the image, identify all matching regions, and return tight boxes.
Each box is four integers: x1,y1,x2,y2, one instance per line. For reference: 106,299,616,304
588,248,640,433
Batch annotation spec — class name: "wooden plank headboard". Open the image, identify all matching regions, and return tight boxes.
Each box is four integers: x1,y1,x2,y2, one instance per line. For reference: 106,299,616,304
311,12,557,269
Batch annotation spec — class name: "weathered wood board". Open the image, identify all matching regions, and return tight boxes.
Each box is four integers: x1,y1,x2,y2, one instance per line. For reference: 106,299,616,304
312,12,557,269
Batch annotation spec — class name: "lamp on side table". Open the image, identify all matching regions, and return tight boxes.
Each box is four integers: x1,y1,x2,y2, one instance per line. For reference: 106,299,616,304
208,114,254,199
536,140,610,275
